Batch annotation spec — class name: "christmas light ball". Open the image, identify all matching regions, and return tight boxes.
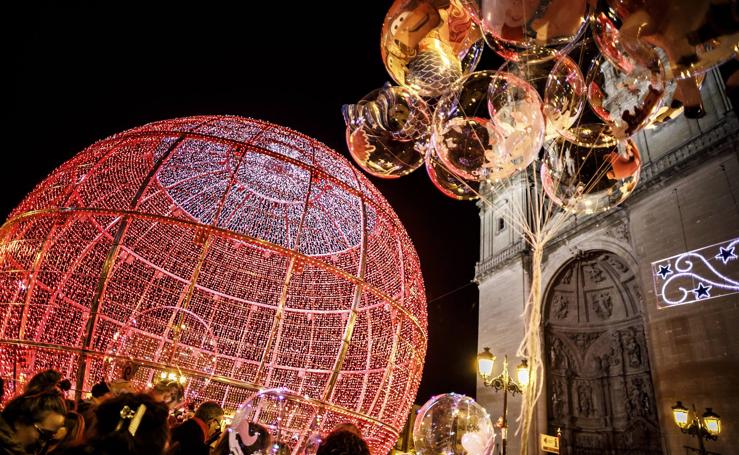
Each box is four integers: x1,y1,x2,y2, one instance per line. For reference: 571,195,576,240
0,116,427,454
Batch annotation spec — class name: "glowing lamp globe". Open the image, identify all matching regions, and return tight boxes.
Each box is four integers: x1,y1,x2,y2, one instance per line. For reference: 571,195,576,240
0,116,427,454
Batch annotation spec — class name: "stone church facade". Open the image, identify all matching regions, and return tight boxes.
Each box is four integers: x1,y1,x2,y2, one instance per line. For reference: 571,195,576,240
476,69,739,454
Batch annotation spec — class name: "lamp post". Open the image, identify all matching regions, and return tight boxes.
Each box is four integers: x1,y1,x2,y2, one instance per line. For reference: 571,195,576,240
671,401,721,455
477,347,529,455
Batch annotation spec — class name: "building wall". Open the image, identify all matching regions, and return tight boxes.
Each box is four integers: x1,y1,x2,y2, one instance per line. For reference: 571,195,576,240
477,69,739,453
478,260,527,455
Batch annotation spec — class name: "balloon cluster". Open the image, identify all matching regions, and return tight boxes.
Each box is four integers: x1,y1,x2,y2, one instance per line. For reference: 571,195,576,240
344,0,738,214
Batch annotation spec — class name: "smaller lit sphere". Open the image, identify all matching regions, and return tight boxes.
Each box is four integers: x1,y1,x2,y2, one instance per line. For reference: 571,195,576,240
342,85,430,178
413,393,494,455
478,0,592,62
424,148,480,201
432,71,507,181
543,54,587,138
587,56,666,138
486,71,545,181
381,0,483,97
235,388,319,450
541,125,641,214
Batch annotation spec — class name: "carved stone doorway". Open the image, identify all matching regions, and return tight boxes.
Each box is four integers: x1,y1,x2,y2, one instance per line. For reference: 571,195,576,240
544,251,662,454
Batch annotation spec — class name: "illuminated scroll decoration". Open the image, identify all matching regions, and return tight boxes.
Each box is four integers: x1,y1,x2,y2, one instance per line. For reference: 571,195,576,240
652,238,739,308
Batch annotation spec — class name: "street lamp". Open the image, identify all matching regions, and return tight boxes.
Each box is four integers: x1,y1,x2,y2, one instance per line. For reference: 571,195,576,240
477,347,527,455
671,401,721,455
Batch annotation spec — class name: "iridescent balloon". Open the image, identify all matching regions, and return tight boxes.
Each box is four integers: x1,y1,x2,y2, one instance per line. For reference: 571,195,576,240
413,393,494,455
587,56,666,138
541,125,641,214
425,147,480,200
478,0,592,62
543,54,586,138
343,85,431,178
487,71,545,180
381,0,484,97
433,71,507,181
609,0,739,80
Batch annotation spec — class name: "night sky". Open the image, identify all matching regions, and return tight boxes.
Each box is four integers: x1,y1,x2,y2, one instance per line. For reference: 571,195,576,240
9,2,497,404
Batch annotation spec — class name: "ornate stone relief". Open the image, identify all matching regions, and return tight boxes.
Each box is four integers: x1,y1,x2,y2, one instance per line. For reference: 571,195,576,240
552,294,570,319
584,263,606,283
591,292,614,319
545,251,660,454
605,218,631,244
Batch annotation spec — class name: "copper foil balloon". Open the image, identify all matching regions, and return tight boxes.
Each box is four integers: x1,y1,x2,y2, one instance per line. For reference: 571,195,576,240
587,56,666,137
343,85,431,178
541,124,641,214
381,0,484,97
544,54,587,138
425,147,480,200
487,71,545,180
433,71,507,181
610,0,739,80
413,393,494,455
479,0,592,62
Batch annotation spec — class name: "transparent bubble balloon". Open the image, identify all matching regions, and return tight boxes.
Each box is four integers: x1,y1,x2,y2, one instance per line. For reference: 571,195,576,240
381,0,484,97
496,55,584,140
486,71,545,180
610,0,739,80
433,71,509,181
543,54,587,138
237,388,325,454
587,55,666,138
551,39,621,147
342,85,431,178
590,1,664,76
413,393,494,455
541,125,641,214
425,147,480,200
478,0,592,62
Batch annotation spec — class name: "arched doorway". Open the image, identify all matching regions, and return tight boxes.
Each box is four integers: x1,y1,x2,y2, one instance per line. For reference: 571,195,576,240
544,251,661,454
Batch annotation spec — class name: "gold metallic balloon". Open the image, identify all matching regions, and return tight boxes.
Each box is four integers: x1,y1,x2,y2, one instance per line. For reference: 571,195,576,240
478,0,592,62
343,85,431,178
425,147,481,200
541,124,641,214
381,0,484,97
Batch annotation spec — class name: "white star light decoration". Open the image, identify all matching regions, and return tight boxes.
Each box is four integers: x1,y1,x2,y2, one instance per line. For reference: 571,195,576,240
652,237,739,308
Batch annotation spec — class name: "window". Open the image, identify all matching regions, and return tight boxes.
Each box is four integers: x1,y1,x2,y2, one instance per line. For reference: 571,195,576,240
497,218,505,233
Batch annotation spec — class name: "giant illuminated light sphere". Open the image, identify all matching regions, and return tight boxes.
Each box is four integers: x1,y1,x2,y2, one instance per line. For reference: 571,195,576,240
0,116,427,454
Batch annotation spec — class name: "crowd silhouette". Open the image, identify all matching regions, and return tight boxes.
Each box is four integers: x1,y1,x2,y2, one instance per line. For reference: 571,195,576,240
0,370,373,455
